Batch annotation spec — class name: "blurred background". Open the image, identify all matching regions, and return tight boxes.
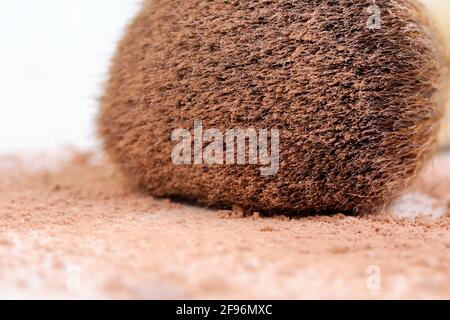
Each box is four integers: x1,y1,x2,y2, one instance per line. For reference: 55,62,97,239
0,0,139,153
0,0,448,153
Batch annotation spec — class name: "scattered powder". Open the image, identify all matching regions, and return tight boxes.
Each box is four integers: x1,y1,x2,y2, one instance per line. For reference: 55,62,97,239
0,150,449,299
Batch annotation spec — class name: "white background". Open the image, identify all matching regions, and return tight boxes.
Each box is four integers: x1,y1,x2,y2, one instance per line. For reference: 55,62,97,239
0,1,447,153
0,0,139,153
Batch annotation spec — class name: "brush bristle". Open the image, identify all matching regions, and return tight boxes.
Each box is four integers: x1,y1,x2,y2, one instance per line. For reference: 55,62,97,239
99,0,448,215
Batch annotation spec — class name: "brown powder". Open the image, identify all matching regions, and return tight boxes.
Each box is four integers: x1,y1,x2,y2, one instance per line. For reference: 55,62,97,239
99,0,449,215
0,151,449,299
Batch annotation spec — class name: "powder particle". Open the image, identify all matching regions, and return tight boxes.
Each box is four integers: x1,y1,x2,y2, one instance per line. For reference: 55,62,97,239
260,226,276,233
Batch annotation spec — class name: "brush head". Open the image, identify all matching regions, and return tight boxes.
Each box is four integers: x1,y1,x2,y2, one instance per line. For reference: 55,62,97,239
99,0,448,215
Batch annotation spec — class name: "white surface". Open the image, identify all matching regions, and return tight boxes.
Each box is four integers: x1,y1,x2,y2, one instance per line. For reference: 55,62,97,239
0,0,140,153
391,192,448,219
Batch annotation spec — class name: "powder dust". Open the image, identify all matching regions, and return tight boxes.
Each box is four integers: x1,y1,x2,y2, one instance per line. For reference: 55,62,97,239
0,150,449,299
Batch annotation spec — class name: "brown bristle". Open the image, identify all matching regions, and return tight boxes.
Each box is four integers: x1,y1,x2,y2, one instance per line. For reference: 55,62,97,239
99,0,448,215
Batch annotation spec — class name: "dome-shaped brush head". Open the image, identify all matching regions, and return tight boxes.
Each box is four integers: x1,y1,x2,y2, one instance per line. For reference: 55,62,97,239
99,0,448,215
